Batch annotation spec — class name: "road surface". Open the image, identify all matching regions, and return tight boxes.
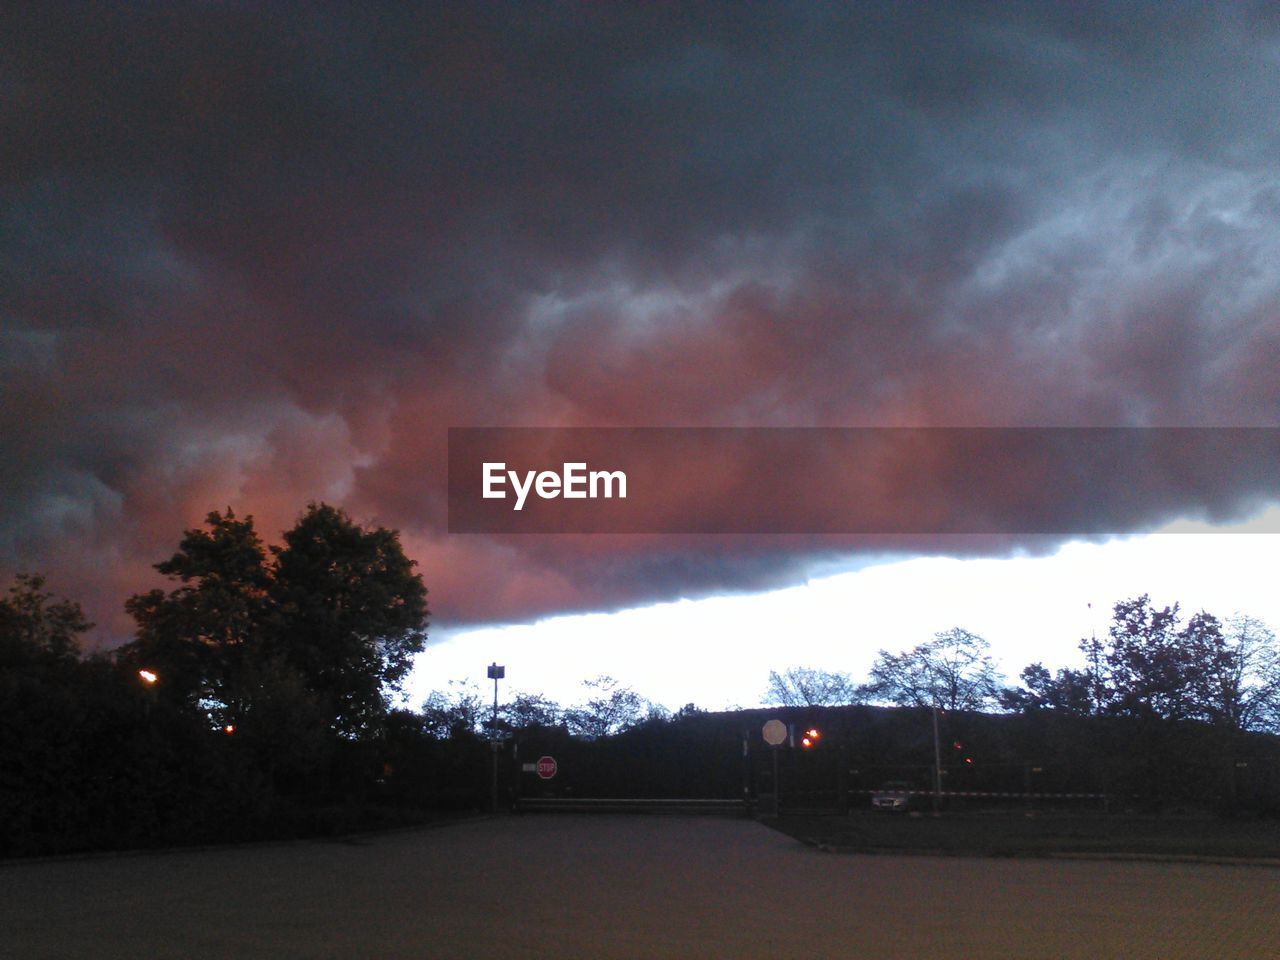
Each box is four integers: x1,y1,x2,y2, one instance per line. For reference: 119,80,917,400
3,814,1277,959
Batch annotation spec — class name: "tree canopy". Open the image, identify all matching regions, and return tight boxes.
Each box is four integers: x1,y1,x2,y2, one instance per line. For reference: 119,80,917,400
120,503,428,737
270,503,428,735
564,676,645,740
866,628,1003,712
0,573,91,669
763,666,860,707
1004,596,1280,732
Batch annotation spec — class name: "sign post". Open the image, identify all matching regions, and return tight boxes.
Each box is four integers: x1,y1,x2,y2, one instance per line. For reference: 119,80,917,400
761,719,787,817
487,663,505,812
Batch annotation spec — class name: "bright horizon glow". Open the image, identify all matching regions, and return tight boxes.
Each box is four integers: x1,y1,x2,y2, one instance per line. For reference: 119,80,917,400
406,506,1280,713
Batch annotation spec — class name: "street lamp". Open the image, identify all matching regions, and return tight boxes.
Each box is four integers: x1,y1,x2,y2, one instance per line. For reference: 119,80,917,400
138,669,158,718
487,662,505,812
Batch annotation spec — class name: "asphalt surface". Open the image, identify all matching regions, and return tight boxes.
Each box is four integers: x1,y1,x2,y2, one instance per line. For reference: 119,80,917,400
2,814,1278,959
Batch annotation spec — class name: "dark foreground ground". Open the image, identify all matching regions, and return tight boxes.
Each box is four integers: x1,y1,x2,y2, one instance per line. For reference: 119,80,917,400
3,814,1278,959
773,808,1280,861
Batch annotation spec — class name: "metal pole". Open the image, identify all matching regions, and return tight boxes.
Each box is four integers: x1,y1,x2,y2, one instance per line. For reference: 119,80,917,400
932,706,943,814
491,672,499,813
486,662,504,813
772,745,780,816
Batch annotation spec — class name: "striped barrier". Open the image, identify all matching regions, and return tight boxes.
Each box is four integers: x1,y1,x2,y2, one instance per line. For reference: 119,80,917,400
854,789,1107,799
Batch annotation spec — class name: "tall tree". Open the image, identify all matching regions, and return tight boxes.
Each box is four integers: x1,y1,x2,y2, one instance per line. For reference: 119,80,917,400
1004,599,1280,733
420,681,487,739
0,573,91,668
503,692,564,731
564,675,643,739
866,628,1002,711
270,503,428,736
1000,662,1092,715
122,503,428,738
121,509,271,720
1104,595,1189,720
763,666,859,707
1182,613,1280,732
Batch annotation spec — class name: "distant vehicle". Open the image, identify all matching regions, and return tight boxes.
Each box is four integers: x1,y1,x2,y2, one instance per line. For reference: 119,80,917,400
870,781,915,812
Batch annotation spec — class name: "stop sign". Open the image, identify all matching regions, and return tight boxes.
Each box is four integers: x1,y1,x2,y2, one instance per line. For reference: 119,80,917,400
536,755,557,780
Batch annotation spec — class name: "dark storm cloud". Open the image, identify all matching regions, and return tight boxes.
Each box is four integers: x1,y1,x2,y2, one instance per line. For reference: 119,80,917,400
2,2,1279,637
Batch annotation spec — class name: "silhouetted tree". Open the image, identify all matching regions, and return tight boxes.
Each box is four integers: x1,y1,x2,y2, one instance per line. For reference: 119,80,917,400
565,675,644,739
866,628,1003,711
1000,663,1093,714
1009,598,1280,732
268,503,428,737
1104,595,1190,720
121,503,428,739
763,666,859,707
421,681,487,739
1182,613,1280,732
0,573,91,668
503,692,563,730
121,509,271,720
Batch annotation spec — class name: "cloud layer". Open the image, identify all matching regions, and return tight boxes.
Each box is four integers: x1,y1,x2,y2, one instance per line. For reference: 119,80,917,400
3,3,1279,639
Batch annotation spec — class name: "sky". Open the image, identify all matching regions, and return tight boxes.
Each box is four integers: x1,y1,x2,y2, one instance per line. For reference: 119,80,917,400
3,4,1279,707
407,508,1280,710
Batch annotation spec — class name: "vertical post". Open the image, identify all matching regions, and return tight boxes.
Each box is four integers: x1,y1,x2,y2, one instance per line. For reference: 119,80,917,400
836,737,849,815
487,662,504,813
932,706,943,814
772,744,780,816
512,738,520,807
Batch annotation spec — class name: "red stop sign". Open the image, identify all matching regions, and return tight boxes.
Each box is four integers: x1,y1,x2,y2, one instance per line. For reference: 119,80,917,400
536,756,557,780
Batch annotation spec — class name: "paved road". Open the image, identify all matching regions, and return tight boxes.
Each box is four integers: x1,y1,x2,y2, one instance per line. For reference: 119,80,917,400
3,815,1278,959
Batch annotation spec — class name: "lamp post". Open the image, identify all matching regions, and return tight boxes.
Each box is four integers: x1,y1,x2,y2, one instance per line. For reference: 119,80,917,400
138,668,158,718
487,662,505,812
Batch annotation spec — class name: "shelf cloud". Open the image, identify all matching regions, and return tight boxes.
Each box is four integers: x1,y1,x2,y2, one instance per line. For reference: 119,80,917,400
3,3,1279,638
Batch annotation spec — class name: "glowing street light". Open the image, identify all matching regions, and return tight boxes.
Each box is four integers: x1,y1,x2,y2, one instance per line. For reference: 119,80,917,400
138,669,159,719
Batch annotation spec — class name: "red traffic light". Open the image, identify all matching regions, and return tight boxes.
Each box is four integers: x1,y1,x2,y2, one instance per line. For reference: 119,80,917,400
801,727,821,748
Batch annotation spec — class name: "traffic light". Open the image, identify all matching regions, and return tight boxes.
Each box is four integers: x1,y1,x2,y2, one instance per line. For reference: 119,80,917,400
801,727,821,749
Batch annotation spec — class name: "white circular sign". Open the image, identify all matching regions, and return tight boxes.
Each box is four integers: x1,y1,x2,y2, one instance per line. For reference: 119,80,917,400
762,719,787,746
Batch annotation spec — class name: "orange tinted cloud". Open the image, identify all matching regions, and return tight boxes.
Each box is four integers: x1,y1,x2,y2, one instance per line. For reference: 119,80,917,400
3,4,1278,641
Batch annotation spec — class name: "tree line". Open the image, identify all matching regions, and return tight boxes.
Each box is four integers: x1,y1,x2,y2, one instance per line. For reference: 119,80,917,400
765,601,1280,736
418,675,704,742
6,502,1280,856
